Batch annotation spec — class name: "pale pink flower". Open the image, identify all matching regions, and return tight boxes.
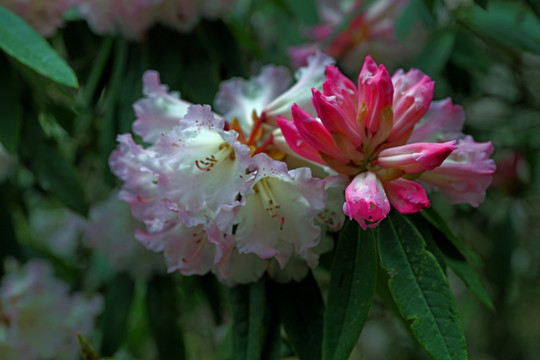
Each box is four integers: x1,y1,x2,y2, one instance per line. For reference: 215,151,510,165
0,260,102,360
278,56,495,229
288,0,423,73
110,58,338,284
1,0,80,37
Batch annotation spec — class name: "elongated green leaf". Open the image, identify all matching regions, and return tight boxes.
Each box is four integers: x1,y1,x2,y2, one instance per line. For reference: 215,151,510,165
229,279,267,360
412,214,494,310
0,5,78,87
100,273,135,356
464,2,540,55
270,271,324,360
146,274,186,360
378,211,467,360
323,220,377,360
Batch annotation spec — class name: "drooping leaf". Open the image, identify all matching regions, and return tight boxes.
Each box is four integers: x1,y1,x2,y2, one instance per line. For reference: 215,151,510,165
412,213,495,310
464,2,540,55
270,271,324,360
99,273,135,357
322,220,377,360
146,274,186,360
0,5,78,87
378,211,467,360
229,279,267,360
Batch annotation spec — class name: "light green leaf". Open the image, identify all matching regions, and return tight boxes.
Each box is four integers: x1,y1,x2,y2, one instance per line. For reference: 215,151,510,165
0,5,78,87
270,272,324,360
322,220,377,360
379,211,467,360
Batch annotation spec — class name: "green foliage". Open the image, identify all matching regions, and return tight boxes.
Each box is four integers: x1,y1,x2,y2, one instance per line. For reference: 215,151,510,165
322,221,377,360
379,211,467,360
271,272,324,360
146,275,186,360
0,5,78,87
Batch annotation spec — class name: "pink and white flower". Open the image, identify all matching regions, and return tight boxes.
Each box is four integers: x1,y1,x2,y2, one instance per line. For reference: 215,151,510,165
110,57,340,284
0,260,102,360
278,55,495,229
288,0,424,73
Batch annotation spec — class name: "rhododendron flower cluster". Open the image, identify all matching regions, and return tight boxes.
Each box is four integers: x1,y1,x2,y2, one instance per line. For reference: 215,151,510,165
0,260,102,360
78,0,236,39
110,53,343,284
289,0,424,73
0,0,80,36
278,55,495,229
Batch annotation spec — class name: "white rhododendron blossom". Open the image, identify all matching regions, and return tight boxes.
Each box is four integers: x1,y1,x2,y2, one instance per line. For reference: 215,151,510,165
110,53,344,284
0,260,102,360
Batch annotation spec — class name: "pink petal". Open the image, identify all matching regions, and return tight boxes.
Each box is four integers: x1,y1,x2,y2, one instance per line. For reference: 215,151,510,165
277,115,326,165
291,104,350,163
419,136,496,206
377,141,456,173
383,178,430,214
387,68,434,145
358,57,394,135
343,171,390,230
408,98,465,143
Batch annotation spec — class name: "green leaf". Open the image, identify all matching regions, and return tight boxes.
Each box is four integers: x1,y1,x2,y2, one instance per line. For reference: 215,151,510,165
412,214,494,310
378,211,467,360
270,272,324,360
0,5,78,87
322,220,377,360
412,30,456,77
229,279,267,360
100,273,135,357
77,333,100,360
0,56,21,153
395,0,435,39
463,2,540,55
146,274,186,360
473,0,488,9
22,117,89,215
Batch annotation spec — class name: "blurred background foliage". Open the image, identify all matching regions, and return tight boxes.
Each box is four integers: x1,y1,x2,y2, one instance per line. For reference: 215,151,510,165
0,0,540,359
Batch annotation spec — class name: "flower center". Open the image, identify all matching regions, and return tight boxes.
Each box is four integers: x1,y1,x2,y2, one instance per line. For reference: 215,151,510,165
253,179,285,230
195,143,235,171
230,112,285,160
